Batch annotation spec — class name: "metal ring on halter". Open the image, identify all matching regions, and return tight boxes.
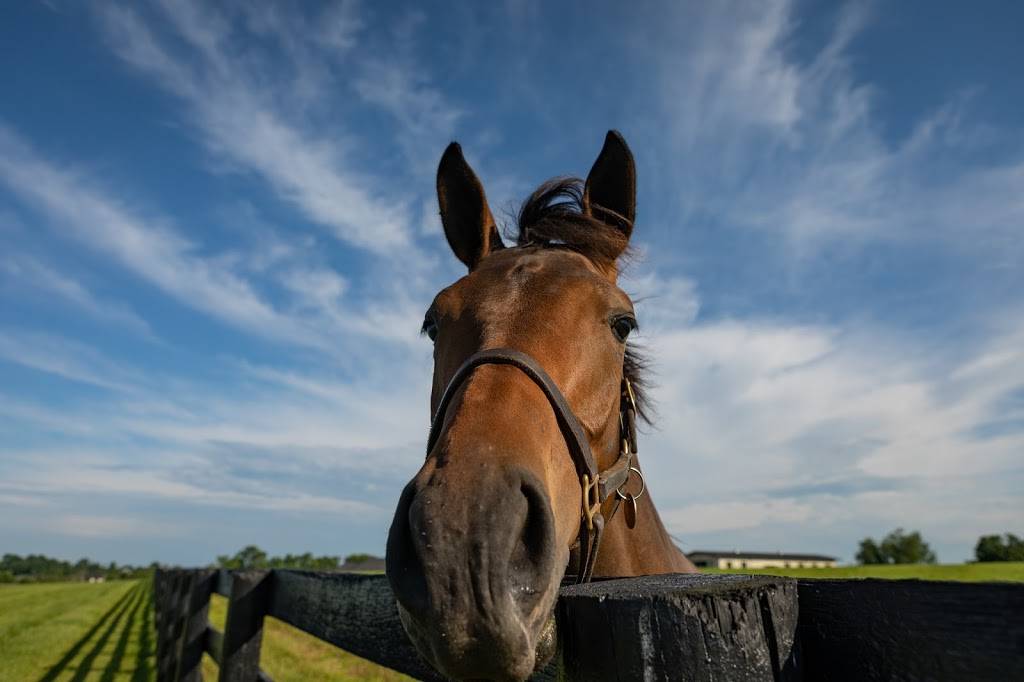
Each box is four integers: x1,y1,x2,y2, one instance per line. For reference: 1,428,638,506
615,466,645,500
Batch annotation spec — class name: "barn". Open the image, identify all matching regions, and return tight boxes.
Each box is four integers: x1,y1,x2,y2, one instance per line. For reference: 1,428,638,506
688,549,837,569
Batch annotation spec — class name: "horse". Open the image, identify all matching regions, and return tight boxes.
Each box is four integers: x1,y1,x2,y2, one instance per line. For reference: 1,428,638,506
386,131,697,681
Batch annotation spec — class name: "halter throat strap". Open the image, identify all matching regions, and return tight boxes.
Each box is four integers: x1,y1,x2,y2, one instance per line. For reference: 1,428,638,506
425,347,637,583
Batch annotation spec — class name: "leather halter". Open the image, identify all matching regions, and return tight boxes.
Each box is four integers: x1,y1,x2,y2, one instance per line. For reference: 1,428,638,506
425,347,639,583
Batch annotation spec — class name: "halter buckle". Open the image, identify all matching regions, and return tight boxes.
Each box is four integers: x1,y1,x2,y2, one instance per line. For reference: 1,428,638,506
623,377,638,414
582,473,601,531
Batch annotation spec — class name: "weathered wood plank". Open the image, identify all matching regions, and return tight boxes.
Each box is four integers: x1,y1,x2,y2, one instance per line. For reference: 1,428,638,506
157,571,190,682
174,569,215,682
267,571,443,681
218,570,271,682
797,578,1024,681
557,573,800,682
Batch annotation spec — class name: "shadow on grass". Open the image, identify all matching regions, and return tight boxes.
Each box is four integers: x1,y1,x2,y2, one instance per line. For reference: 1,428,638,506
130,584,156,682
37,582,139,682
70,584,144,682
98,581,148,682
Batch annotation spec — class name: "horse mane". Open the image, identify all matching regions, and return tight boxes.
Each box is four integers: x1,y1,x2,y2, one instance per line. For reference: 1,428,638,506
505,177,652,424
511,177,631,263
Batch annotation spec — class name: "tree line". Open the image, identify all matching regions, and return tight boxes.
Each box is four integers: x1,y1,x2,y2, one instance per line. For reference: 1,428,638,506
214,545,379,570
856,529,1023,564
5,533,1018,582
0,553,151,583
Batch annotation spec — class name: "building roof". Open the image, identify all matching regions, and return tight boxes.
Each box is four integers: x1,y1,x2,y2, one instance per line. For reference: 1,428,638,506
688,550,836,561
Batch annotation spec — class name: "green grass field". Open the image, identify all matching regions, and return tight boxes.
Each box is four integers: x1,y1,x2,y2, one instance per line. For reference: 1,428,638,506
0,578,407,682
706,561,1024,582
0,579,152,681
3,563,1021,681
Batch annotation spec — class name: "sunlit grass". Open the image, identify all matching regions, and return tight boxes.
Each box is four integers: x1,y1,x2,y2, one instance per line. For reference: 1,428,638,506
0,579,154,681
704,561,1024,582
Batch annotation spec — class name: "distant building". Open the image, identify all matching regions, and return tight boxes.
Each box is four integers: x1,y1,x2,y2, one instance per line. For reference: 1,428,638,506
688,550,837,569
339,555,386,572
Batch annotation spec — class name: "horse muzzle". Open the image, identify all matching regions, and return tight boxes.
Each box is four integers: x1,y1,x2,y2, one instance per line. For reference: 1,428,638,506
386,465,565,681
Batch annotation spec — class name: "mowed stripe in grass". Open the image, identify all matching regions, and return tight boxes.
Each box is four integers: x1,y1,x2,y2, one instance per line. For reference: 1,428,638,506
0,580,156,682
202,593,413,682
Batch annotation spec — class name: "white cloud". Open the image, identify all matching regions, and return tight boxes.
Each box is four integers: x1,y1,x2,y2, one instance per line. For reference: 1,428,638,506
623,271,701,332
642,313,1024,555
1,256,156,340
651,0,1024,261
663,499,813,535
2,450,385,519
0,126,326,348
98,0,415,253
0,330,145,393
52,514,180,539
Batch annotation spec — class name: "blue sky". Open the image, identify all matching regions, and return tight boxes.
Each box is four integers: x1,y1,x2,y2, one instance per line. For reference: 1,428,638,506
1,0,1021,566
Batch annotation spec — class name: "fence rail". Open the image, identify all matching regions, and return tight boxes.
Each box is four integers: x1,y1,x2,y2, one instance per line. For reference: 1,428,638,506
154,568,1024,681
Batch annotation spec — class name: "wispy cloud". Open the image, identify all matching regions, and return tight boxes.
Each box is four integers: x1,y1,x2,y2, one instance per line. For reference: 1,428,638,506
1,256,156,340
0,126,324,347
645,310,1024,557
650,0,1024,262
98,0,416,253
0,330,145,393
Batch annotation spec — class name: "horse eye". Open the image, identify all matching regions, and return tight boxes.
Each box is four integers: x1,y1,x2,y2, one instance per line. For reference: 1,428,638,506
611,315,637,342
421,315,438,342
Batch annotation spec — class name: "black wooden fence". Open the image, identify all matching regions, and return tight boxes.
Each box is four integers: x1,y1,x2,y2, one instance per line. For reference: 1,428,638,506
153,568,1024,681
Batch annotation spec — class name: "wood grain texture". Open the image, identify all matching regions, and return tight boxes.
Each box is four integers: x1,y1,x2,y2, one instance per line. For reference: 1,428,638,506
557,573,800,681
797,578,1024,681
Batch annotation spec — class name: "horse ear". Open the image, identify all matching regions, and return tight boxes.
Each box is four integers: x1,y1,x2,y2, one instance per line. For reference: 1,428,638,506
437,142,504,270
583,130,636,245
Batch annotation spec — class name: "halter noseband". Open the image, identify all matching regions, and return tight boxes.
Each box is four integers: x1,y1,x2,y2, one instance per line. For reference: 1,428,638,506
425,347,639,583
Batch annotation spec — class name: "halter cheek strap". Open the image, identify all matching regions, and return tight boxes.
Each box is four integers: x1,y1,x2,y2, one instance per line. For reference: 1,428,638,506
425,347,638,584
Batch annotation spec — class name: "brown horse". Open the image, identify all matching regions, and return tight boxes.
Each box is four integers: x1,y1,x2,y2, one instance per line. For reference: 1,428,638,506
386,131,696,681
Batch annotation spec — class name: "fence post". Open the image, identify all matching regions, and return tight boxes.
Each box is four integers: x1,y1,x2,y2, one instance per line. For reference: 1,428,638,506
556,574,801,681
174,569,216,682
156,571,190,682
218,570,271,682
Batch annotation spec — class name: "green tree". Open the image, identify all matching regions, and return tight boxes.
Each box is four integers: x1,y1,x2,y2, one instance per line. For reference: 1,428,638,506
217,545,268,570
1008,534,1024,561
975,533,1024,562
855,528,937,565
880,528,936,564
856,538,885,565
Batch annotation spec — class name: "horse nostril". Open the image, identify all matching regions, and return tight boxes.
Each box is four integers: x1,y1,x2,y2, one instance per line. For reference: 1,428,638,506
509,470,557,614
385,481,429,618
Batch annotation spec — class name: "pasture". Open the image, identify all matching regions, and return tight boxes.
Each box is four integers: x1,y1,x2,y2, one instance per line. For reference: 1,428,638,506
0,578,406,682
0,579,152,681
